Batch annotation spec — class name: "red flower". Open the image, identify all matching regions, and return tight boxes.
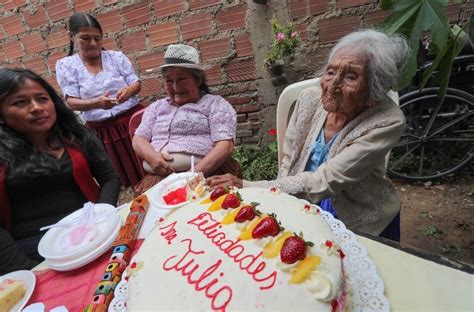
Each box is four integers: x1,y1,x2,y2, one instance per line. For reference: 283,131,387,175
325,240,333,248
304,204,311,211
130,262,137,269
267,128,277,136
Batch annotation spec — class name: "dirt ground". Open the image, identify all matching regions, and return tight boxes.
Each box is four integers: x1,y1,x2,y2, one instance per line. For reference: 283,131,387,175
119,173,474,266
395,174,474,266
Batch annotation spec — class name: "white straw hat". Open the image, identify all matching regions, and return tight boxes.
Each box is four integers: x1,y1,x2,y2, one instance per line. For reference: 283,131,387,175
158,44,212,70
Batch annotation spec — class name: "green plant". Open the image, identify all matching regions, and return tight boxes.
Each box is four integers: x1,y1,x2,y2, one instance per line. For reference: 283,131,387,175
233,129,278,180
379,0,474,96
264,18,300,68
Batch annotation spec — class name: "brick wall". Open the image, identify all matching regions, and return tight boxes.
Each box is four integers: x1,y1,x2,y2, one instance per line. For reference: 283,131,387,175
0,0,469,145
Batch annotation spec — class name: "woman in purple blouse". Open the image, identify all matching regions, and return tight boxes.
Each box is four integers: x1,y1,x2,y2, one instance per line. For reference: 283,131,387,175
132,44,240,194
56,13,143,187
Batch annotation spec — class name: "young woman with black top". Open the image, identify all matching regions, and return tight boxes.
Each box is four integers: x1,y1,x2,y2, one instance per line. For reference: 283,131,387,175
0,68,120,274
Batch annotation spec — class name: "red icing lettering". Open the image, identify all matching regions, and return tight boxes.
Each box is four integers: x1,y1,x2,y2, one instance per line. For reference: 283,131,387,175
186,212,277,290
159,221,178,244
163,238,233,311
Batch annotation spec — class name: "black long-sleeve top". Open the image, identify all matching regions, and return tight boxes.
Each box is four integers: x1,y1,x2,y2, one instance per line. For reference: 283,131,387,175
0,136,120,274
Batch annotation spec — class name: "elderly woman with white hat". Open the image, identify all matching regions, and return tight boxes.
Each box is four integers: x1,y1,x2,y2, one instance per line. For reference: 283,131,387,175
132,44,239,193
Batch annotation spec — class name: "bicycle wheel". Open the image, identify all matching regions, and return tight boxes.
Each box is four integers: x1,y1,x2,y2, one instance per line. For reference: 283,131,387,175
388,87,474,181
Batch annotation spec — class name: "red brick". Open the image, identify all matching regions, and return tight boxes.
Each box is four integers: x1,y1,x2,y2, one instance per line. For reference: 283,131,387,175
2,14,26,36
309,0,328,16
47,51,67,74
45,0,73,22
98,9,122,33
228,96,253,105
120,31,146,53
234,104,257,114
225,58,256,82
23,5,48,29
216,4,246,31
22,32,47,54
137,51,164,72
318,16,359,44
446,3,462,23
189,0,221,10
362,9,392,27
235,32,253,57
2,0,25,11
141,77,161,97
47,29,69,49
290,0,308,19
295,23,308,41
149,22,179,47
336,0,372,9
74,1,96,13
23,56,46,75
4,62,24,69
152,0,186,18
2,40,25,60
102,37,118,50
199,38,230,62
123,2,151,28
204,65,224,86
180,12,213,40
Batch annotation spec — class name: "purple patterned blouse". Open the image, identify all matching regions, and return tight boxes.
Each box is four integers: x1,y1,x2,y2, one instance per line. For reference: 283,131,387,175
55,50,140,122
134,94,236,156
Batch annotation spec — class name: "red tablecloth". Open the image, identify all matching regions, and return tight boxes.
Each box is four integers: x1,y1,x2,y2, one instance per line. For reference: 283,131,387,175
28,240,143,312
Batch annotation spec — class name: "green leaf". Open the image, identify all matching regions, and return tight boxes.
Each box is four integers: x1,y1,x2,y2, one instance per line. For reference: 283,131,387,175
468,14,474,50
380,0,395,10
378,0,450,89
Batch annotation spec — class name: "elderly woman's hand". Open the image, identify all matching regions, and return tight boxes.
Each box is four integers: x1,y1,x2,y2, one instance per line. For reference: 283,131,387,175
148,152,175,176
206,174,242,189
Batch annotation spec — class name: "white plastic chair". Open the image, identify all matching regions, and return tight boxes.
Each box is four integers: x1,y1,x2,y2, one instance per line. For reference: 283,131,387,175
276,77,399,167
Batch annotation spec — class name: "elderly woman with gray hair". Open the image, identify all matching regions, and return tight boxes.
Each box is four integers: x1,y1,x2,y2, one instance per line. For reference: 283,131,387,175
207,29,410,241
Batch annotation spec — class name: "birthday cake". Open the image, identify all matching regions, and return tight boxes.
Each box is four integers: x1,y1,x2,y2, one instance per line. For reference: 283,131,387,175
127,186,348,311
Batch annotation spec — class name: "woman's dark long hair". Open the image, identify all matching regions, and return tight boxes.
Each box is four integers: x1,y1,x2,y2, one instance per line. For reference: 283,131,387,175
67,13,103,56
0,68,101,178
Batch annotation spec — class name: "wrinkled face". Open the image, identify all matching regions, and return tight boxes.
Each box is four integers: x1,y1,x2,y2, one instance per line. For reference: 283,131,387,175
320,48,370,115
73,26,103,59
0,78,57,139
163,67,201,106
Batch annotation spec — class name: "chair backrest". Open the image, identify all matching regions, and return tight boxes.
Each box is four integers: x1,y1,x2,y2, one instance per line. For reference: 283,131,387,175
128,107,147,177
276,78,399,168
128,107,146,140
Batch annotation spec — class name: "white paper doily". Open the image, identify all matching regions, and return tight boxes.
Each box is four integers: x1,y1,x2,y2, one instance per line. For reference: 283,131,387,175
109,205,389,312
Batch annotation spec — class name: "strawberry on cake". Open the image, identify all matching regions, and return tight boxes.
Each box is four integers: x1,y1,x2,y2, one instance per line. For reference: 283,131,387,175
127,187,348,311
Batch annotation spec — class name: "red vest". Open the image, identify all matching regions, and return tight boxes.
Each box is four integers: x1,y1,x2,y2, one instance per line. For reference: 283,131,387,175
0,146,100,231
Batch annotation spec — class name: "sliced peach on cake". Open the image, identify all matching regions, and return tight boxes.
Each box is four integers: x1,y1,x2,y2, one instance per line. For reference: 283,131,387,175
207,194,228,211
221,207,242,225
289,255,321,284
262,231,292,258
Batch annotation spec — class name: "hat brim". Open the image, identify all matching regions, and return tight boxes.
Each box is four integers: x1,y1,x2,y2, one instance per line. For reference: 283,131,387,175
158,63,213,71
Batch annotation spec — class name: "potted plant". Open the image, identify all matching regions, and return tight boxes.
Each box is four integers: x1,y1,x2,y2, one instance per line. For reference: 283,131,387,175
264,18,300,86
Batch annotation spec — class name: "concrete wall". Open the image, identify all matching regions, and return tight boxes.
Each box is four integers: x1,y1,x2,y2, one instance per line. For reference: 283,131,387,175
1,0,471,144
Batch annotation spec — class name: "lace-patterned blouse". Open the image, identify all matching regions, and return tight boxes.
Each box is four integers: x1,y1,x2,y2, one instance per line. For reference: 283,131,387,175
55,50,140,122
134,94,236,156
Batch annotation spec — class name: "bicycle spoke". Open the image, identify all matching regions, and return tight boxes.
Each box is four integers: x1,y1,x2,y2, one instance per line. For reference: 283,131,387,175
430,137,474,142
418,144,425,176
389,142,421,169
432,145,453,162
427,111,474,139
393,138,421,147
422,96,444,136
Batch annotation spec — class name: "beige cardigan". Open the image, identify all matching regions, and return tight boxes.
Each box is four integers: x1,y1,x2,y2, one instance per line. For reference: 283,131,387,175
245,86,405,235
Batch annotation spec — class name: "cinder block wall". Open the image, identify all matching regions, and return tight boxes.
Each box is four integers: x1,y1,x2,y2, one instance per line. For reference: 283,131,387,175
0,0,470,145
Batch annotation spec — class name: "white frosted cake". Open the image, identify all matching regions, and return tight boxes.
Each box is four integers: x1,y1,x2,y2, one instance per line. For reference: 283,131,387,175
127,187,348,311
